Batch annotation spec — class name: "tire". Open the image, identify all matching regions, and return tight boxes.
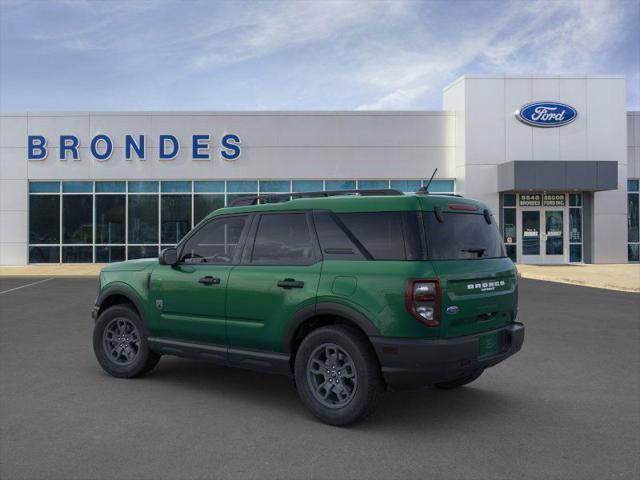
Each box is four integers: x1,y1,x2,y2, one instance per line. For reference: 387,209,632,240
434,369,484,390
294,325,384,426
93,304,160,378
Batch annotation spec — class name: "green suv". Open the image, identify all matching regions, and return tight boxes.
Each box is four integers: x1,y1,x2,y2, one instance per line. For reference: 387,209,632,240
92,189,524,425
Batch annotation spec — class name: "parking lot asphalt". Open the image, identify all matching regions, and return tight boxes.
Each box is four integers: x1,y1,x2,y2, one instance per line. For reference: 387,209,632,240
0,277,638,480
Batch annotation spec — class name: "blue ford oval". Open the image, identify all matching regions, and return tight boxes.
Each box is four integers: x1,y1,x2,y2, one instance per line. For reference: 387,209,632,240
516,101,577,127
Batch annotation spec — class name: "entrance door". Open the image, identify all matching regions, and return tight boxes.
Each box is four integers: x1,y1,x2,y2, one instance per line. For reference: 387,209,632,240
521,210,543,263
519,209,566,264
543,210,564,264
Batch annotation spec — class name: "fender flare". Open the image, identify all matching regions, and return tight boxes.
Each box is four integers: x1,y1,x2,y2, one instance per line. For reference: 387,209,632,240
95,284,148,322
282,302,380,353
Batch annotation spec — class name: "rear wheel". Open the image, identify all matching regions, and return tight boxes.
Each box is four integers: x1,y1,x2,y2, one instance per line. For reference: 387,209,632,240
93,305,160,378
294,325,384,426
434,369,484,389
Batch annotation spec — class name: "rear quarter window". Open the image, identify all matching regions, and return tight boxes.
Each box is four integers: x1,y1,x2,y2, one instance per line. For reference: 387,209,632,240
424,211,506,260
336,212,422,260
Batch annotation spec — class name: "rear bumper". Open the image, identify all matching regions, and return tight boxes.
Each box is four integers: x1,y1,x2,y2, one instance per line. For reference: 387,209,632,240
370,323,524,390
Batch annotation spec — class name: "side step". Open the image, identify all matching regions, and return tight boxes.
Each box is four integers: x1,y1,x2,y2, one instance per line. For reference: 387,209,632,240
148,337,291,376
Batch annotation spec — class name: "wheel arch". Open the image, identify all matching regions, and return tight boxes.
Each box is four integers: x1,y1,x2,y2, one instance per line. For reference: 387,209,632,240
284,303,380,369
96,285,147,322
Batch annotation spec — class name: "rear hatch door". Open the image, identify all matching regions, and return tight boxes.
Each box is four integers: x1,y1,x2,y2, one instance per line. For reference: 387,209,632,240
432,258,517,338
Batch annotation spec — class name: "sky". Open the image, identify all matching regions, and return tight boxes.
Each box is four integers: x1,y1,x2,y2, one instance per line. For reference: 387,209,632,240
0,0,638,111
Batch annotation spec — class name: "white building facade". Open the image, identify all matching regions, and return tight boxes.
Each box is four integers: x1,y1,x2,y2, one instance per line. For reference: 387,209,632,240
1,75,638,265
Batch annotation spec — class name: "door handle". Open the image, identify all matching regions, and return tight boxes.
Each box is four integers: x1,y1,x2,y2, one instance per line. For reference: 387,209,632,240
198,276,221,285
277,278,305,289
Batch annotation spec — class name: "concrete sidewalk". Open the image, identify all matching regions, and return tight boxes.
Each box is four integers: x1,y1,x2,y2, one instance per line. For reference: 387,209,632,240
0,264,105,277
517,264,640,293
0,263,638,292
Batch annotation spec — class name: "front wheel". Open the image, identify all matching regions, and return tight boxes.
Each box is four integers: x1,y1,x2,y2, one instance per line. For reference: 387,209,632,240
294,325,384,426
93,305,160,378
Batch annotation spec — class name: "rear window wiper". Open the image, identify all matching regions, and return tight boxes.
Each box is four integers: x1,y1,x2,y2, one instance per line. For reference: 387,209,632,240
461,248,487,258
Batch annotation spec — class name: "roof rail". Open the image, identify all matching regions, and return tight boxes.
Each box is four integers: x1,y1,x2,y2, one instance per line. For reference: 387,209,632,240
229,188,404,207
415,187,463,197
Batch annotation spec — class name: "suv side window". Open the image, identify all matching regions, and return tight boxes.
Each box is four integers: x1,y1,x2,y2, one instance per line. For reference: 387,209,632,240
180,215,248,264
337,212,407,260
251,213,315,265
313,211,366,260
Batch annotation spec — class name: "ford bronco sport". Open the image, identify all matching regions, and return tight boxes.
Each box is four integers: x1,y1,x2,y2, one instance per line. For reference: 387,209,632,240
92,189,524,425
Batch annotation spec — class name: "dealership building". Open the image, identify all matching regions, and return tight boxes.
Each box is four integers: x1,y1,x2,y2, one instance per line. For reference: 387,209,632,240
0,74,638,265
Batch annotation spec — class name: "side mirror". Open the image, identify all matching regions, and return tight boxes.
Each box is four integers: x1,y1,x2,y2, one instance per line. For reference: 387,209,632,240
159,247,178,266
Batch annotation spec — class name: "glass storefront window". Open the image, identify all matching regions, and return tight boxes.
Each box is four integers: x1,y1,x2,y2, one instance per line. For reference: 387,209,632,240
27,179,456,263
128,245,159,260
95,246,126,263
570,244,582,263
629,181,639,261
62,246,93,263
161,181,191,193
161,195,191,244
128,181,159,193
29,182,60,193
628,192,639,243
95,181,125,193
358,180,388,190
292,180,323,192
569,193,582,207
95,195,125,244
391,180,421,192
260,180,290,192
503,208,516,244
425,179,455,193
194,181,224,193
62,181,92,193
227,181,257,192
325,180,356,190
194,194,224,224
63,195,92,244
128,194,158,244
29,195,60,243
29,246,59,263
503,194,516,207
569,208,582,243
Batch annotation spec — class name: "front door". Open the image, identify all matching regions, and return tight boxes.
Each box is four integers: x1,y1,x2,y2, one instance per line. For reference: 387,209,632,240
226,212,322,353
519,209,565,264
149,214,250,344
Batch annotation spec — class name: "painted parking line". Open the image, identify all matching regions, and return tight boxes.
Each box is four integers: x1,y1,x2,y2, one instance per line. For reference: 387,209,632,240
0,277,54,295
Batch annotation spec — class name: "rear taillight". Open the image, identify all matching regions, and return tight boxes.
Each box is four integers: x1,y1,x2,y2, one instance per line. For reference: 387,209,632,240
405,279,441,327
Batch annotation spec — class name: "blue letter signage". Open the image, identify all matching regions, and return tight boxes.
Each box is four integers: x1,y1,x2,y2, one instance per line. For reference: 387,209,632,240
28,132,242,161
515,102,577,127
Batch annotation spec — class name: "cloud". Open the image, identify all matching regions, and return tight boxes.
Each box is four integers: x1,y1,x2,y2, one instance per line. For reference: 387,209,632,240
355,85,430,110
354,0,635,109
0,0,637,110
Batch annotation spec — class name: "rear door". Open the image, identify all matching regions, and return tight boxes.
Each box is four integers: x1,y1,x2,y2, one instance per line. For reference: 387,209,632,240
424,211,518,338
225,211,322,352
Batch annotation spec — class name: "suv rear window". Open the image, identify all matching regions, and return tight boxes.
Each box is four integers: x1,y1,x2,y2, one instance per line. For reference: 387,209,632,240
423,212,505,260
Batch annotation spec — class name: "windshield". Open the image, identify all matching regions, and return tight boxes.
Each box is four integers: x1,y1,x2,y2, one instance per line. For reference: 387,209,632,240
423,211,506,260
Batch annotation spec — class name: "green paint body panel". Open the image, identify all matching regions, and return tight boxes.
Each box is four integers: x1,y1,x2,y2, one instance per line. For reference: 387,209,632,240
96,194,519,359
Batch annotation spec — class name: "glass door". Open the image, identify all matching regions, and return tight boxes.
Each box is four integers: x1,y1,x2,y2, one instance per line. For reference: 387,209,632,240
544,210,564,263
521,210,543,263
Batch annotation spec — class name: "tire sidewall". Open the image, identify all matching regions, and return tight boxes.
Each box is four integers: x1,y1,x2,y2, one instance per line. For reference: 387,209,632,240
93,305,156,378
295,326,382,426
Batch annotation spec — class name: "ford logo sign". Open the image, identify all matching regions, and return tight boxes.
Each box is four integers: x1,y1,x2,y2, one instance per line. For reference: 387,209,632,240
515,101,577,128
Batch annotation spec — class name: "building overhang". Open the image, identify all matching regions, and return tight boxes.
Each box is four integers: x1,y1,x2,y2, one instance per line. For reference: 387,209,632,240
497,161,618,192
